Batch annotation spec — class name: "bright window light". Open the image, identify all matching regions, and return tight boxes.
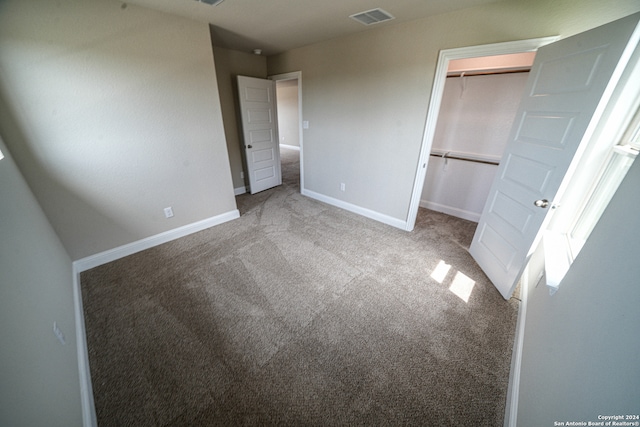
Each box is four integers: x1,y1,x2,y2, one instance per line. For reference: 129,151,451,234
431,259,477,302
569,145,636,249
545,106,640,292
430,260,451,284
449,272,476,303
568,107,640,258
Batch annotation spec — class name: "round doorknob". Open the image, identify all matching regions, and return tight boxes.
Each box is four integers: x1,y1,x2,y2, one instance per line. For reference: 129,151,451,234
534,199,550,208
247,145,253,149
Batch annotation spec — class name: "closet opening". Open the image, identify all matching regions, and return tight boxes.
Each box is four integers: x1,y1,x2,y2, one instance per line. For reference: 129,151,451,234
406,37,558,232
419,52,536,223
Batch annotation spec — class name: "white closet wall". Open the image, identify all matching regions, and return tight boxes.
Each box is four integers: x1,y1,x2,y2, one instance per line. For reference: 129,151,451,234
420,72,529,221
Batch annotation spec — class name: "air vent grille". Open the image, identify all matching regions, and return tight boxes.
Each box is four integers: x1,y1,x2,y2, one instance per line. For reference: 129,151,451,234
198,0,224,6
350,8,395,25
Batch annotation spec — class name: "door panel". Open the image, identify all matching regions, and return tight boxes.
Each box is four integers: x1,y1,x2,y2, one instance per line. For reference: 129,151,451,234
470,13,640,299
516,112,577,149
237,76,282,194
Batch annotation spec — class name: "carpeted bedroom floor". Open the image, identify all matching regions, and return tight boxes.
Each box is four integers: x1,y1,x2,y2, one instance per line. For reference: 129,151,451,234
80,146,519,426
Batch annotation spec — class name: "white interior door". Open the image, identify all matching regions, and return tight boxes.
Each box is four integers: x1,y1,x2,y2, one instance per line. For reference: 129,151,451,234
237,75,282,194
470,13,640,299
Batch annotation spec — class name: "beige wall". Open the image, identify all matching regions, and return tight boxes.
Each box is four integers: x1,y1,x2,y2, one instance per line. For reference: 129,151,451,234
213,45,267,192
267,0,640,223
0,136,82,426
0,0,237,260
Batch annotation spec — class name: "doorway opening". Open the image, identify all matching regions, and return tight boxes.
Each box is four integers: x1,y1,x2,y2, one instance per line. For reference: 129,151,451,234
271,72,303,192
420,52,536,223
406,37,560,231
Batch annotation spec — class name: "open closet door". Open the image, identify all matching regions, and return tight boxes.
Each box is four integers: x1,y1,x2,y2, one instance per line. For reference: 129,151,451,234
237,75,282,194
469,13,640,299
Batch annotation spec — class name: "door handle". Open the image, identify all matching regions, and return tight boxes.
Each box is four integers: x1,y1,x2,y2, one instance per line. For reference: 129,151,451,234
534,199,549,208
247,145,253,149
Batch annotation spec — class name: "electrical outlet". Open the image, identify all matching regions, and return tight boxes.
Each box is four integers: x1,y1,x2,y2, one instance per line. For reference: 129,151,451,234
240,171,244,179
303,120,309,129
340,183,346,192
164,207,174,218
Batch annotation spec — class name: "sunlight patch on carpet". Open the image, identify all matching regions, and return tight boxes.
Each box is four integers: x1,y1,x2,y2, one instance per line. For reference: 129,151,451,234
449,271,475,303
431,259,476,302
430,260,451,283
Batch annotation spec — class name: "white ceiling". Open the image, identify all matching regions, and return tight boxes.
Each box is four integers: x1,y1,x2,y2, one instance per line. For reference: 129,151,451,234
123,0,504,56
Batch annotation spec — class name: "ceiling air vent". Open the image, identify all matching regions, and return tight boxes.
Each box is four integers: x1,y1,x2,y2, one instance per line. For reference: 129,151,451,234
349,8,395,26
198,0,224,5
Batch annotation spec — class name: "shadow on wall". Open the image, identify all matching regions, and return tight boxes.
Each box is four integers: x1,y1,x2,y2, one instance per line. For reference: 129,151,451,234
0,91,130,258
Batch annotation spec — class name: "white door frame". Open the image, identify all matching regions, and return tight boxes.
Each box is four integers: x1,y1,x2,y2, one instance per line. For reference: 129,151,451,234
269,71,304,192
405,37,560,232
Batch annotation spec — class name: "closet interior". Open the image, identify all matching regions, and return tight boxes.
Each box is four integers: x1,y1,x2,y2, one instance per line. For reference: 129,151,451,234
420,52,536,222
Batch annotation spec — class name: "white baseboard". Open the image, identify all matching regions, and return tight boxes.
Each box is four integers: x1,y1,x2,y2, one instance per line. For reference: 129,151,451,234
419,200,480,222
73,267,97,427
302,189,407,230
73,209,240,272
234,186,247,196
280,144,300,151
503,268,530,427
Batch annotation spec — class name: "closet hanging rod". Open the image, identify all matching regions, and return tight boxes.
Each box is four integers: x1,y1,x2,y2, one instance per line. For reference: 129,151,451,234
446,68,530,78
429,151,500,166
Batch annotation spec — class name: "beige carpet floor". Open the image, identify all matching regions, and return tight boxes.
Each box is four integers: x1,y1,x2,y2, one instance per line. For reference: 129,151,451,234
81,146,519,426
